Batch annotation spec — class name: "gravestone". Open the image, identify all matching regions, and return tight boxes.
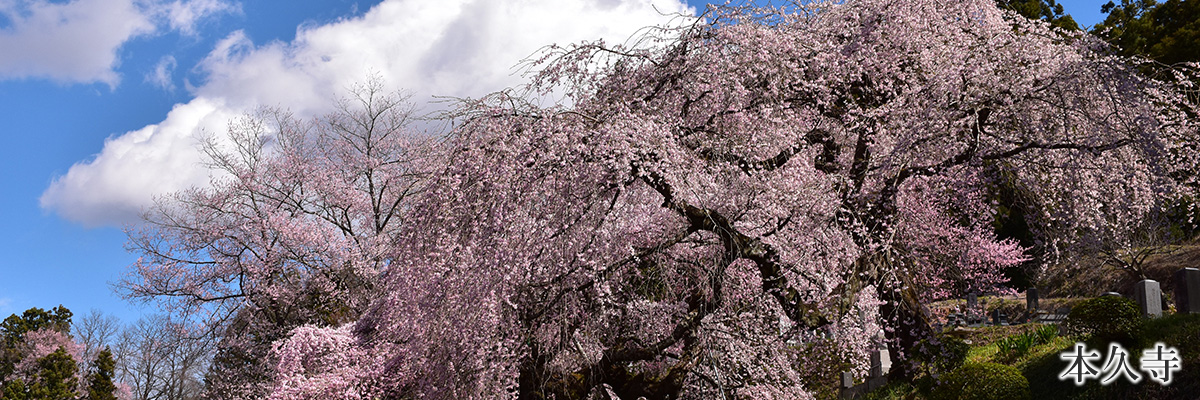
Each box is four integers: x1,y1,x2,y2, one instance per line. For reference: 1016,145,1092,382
966,292,979,324
1026,288,1039,311
1175,268,1200,314
1134,279,1162,318
841,371,853,389
991,309,1002,326
869,349,883,379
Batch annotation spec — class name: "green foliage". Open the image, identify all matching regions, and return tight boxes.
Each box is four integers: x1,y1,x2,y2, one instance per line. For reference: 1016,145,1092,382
0,379,26,400
994,325,1058,360
913,335,970,376
87,348,117,400
1063,296,1143,345
933,362,1031,400
0,306,73,340
1095,0,1200,65
994,333,1034,358
1033,323,1057,344
1165,195,1200,240
998,0,1080,30
0,306,73,383
24,348,78,400
860,315,1200,399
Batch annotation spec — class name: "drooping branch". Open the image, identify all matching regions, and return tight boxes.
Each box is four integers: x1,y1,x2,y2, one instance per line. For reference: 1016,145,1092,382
981,137,1135,160
636,166,832,329
689,127,841,176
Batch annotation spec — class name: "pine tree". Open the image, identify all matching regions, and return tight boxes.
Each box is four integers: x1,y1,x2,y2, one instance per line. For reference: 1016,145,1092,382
86,348,117,400
26,348,77,400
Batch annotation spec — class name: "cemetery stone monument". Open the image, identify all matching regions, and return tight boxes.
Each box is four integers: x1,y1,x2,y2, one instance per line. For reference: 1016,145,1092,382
1175,268,1200,314
1134,279,1162,318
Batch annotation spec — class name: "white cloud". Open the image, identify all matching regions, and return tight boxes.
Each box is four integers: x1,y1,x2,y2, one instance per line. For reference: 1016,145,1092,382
146,55,177,91
42,98,239,226
41,0,695,226
158,0,238,35
0,0,233,85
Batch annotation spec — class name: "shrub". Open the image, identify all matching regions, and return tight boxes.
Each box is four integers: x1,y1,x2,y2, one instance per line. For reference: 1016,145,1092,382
1033,324,1057,344
908,334,971,395
912,335,970,375
1063,296,1142,345
933,362,1030,400
995,324,1059,360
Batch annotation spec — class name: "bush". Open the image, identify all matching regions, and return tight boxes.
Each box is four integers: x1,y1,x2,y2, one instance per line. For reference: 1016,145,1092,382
933,362,1030,400
1032,324,1056,344
912,335,970,375
1063,295,1142,345
994,324,1059,360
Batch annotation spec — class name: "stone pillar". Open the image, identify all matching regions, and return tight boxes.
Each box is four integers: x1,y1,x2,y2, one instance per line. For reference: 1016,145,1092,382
1134,280,1162,318
966,292,978,324
1175,268,1200,314
869,349,883,379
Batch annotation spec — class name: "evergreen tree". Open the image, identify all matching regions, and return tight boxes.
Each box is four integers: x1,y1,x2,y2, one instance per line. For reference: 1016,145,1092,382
26,348,77,400
1095,0,1200,64
0,379,27,400
0,306,72,384
999,0,1080,30
86,348,117,400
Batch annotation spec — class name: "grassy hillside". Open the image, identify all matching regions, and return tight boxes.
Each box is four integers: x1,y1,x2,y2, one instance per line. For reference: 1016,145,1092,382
860,311,1200,399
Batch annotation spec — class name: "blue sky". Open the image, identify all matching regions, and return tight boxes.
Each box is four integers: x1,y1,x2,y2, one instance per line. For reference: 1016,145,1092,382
0,0,1111,325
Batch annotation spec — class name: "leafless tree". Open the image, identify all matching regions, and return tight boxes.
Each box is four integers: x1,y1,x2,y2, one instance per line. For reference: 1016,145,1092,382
73,309,121,372
112,315,213,400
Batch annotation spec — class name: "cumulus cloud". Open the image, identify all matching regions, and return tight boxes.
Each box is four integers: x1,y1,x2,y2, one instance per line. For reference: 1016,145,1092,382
41,0,695,226
0,0,232,85
41,98,240,225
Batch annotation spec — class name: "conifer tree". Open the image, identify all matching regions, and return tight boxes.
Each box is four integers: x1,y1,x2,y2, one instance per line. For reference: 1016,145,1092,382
86,348,117,400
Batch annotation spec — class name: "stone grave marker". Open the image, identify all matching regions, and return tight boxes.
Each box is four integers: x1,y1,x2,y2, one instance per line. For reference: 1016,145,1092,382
966,292,979,325
1175,268,1200,314
869,349,883,379
1134,279,1162,318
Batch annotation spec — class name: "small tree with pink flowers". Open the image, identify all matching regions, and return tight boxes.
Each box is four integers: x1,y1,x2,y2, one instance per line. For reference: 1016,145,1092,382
0,306,86,400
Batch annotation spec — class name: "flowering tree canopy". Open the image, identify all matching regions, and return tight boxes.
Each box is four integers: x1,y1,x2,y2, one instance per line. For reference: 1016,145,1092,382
125,0,1199,398
121,81,436,398
0,307,87,399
